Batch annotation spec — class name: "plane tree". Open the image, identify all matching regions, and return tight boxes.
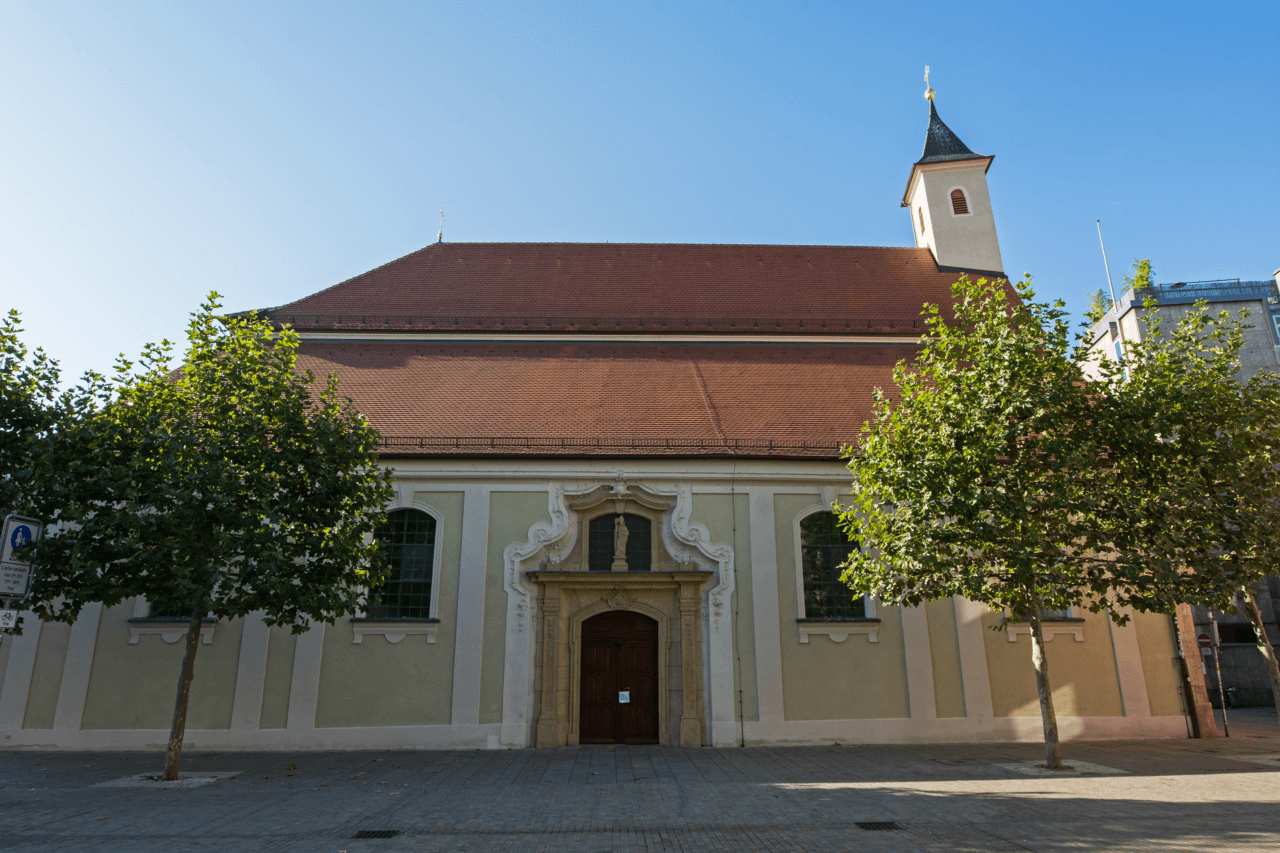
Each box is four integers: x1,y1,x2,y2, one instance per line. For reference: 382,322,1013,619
839,275,1139,770
1091,300,1280,725
25,294,393,780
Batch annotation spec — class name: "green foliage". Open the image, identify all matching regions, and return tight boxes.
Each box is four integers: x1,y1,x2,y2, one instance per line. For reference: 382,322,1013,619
839,276,1110,620
0,310,85,516
26,294,394,630
1084,288,1113,325
1090,298,1280,614
1123,258,1155,291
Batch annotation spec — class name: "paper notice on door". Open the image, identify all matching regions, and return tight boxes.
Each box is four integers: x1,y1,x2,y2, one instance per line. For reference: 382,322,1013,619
618,691,630,704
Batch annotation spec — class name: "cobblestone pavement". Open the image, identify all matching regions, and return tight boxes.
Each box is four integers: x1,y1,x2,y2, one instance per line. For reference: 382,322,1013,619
1,708,1277,852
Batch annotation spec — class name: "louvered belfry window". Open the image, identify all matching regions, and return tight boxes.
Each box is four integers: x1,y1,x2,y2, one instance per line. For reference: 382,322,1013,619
800,512,866,619
918,208,926,234
370,508,436,618
588,513,652,572
950,189,969,215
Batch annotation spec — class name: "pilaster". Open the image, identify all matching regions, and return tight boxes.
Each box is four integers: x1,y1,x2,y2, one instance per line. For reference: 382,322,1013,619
230,612,270,731
53,603,102,732
450,485,491,726
901,604,938,720
285,622,324,730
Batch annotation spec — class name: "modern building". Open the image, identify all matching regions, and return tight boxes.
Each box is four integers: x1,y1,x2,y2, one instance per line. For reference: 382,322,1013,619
1086,273,1280,711
0,100,1191,751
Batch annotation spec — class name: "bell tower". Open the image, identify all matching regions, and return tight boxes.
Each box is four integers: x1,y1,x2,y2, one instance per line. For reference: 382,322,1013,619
901,75,1004,276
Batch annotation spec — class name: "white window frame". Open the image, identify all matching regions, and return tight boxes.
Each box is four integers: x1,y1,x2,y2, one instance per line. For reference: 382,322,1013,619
351,499,444,644
947,185,973,217
792,503,878,644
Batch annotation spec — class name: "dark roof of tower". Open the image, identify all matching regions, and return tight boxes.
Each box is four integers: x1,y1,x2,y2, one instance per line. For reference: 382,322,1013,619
917,101,986,164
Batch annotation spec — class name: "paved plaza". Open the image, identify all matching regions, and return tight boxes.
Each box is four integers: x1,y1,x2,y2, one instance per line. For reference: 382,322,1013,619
1,708,1277,852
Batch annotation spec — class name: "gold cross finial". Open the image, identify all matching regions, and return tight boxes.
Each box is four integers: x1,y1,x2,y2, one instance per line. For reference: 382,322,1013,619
924,66,935,101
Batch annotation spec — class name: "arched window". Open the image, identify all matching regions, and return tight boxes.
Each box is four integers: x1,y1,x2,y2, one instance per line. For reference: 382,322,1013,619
917,207,926,235
587,513,652,572
950,188,969,215
370,508,437,618
800,512,865,619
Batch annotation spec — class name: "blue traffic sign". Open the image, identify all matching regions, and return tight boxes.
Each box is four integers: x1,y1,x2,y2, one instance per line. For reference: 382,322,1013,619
9,525,32,551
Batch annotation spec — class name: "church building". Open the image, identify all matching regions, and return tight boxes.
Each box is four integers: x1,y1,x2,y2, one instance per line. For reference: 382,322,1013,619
0,100,1189,750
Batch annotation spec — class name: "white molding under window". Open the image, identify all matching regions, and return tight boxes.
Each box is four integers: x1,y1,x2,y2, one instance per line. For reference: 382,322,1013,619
797,619,881,644
128,597,215,644
350,618,440,644
791,502,874,626
128,618,216,645
1006,617,1086,644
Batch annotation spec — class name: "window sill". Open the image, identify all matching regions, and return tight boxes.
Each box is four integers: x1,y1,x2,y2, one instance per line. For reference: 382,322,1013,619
127,617,217,646
796,618,882,645
1006,619,1085,644
350,618,440,645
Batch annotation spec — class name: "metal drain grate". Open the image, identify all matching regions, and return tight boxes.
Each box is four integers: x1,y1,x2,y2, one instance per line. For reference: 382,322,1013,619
351,829,402,839
855,821,902,831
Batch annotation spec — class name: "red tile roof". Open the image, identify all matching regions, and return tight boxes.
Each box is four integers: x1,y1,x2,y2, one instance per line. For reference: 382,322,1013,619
297,341,912,459
271,243,979,334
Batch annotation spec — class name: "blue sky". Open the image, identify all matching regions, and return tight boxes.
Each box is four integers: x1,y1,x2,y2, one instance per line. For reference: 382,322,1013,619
3,1,1277,381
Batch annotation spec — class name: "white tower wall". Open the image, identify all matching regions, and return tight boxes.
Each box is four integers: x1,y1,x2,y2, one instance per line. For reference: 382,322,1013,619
905,160,1004,275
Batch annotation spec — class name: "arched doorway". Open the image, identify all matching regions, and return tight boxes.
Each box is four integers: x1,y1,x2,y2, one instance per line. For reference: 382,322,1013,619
579,611,659,743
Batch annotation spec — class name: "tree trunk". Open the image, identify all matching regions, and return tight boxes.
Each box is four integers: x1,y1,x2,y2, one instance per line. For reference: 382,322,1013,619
1241,584,1280,730
1027,607,1063,770
162,602,205,781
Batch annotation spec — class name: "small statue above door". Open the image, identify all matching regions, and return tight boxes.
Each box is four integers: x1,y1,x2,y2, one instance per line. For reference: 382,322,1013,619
611,515,630,572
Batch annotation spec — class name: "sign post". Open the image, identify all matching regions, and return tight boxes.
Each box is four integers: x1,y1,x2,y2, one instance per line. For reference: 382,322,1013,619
0,514,42,632
1209,622,1230,737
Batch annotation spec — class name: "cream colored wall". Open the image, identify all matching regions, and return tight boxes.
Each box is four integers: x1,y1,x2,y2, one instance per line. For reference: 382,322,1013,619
981,609,1123,718
692,492,758,722
909,162,1003,274
259,626,296,729
925,598,966,718
1132,611,1184,717
81,602,242,730
314,491,463,728
774,493,910,721
22,621,70,729
480,491,551,725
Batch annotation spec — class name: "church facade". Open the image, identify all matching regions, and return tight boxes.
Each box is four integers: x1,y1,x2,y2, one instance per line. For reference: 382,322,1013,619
0,103,1190,750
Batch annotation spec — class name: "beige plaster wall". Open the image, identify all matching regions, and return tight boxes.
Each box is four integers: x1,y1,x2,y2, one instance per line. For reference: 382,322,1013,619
23,621,71,729
691,492,758,722
774,493,910,721
480,491,551,725
81,603,241,730
982,609,1123,718
314,490,463,728
1132,611,1184,717
925,598,967,718
259,626,296,729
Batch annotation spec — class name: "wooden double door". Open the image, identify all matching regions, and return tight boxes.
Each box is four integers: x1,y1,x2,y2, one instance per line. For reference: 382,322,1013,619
579,611,659,744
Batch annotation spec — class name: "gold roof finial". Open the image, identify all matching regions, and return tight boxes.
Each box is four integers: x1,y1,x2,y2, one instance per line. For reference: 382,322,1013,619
924,66,935,101
437,208,444,243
